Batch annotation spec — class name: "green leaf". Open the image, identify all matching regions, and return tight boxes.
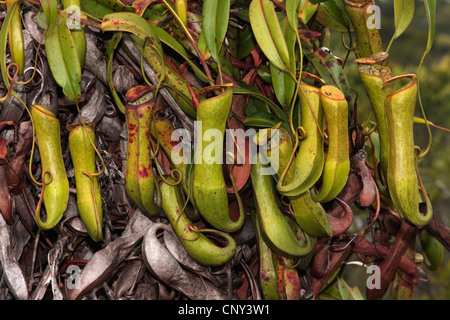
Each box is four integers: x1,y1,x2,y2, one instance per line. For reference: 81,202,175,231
337,277,364,300
314,0,352,32
270,15,297,108
40,0,59,27
297,0,319,25
0,0,20,90
237,25,256,60
233,86,287,123
106,32,125,114
318,285,342,300
305,47,351,103
423,0,436,57
387,0,415,52
149,25,211,84
286,0,301,31
175,0,188,26
244,111,288,131
101,12,162,55
202,0,230,62
415,0,436,158
249,0,290,71
94,0,134,12
45,9,82,101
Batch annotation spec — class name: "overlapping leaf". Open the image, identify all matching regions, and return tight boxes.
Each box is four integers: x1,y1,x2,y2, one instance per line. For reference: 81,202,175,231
102,12,162,55
45,9,82,102
249,0,290,71
0,0,20,90
40,0,58,27
387,0,415,52
202,0,230,62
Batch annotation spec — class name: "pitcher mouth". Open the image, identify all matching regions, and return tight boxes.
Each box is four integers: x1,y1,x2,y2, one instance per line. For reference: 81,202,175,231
32,104,57,119
358,63,392,77
320,85,346,101
383,74,417,97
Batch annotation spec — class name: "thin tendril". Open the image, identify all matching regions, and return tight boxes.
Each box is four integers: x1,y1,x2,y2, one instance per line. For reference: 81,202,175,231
8,27,47,85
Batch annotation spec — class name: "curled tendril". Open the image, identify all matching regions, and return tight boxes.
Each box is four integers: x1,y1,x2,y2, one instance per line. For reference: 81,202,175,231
8,27,47,86
188,223,234,248
281,255,302,270
297,126,307,140
280,194,291,208
81,170,102,232
156,162,183,187
0,63,19,103
276,125,307,191
150,116,183,188
341,32,357,52
34,170,53,224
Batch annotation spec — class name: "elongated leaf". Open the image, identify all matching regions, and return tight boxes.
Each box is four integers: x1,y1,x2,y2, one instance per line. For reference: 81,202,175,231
286,0,301,31
132,0,156,16
149,25,211,84
315,0,352,32
270,15,297,108
202,0,230,62
423,0,436,56
102,12,162,55
244,111,288,131
40,0,59,27
233,86,287,122
237,25,256,59
298,0,319,25
394,0,415,38
337,277,364,300
305,48,351,103
0,0,20,90
387,0,415,51
45,10,82,101
95,0,134,12
249,0,290,71
106,32,125,114
415,0,436,158
81,0,116,20
175,0,188,26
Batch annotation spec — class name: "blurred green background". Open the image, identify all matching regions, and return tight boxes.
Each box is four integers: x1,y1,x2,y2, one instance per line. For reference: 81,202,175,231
326,0,450,299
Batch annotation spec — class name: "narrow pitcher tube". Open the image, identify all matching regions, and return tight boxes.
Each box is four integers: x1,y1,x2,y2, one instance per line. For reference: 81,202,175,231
277,82,325,197
311,86,350,203
274,128,332,238
68,122,103,242
251,153,314,258
383,74,432,226
32,105,69,230
343,0,385,59
125,96,159,216
250,208,279,300
193,89,245,232
358,63,394,180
